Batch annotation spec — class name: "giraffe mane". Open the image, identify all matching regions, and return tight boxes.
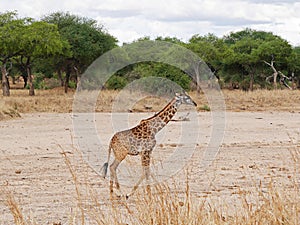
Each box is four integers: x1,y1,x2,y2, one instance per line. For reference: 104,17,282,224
139,97,176,123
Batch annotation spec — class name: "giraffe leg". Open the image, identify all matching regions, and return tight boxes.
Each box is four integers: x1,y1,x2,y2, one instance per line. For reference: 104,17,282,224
143,152,151,196
126,173,145,198
126,151,151,198
109,159,121,194
143,165,151,196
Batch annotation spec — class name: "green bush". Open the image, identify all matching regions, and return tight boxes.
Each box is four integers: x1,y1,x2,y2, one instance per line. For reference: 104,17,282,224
68,80,77,89
105,75,128,89
33,73,46,89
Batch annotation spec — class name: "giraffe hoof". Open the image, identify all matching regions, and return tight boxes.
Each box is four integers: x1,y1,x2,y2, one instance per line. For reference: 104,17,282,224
110,193,122,200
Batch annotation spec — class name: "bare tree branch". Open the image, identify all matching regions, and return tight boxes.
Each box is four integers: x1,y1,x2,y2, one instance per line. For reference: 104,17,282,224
264,59,293,89
278,71,292,89
264,58,294,89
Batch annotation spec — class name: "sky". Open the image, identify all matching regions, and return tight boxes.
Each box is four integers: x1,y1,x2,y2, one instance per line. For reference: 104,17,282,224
1,0,300,46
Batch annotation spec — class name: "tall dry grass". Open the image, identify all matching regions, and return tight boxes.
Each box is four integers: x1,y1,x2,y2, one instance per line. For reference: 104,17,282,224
2,146,299,225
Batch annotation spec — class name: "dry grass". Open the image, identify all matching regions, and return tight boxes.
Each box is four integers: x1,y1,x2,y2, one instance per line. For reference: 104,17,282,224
0,88,75,115
223,89,300,112
1,146,299,225
1,88,299,223
0,88,299,121
2,187,26,225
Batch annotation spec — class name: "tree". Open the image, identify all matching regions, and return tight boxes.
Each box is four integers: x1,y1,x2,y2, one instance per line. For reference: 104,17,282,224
42,12,117,93
222,29,293,90
263,59,293,89
289,46,300,88
253,38,293,89
0,11,25,96
187,34,226,91
223,28,276,45
17,21,68,95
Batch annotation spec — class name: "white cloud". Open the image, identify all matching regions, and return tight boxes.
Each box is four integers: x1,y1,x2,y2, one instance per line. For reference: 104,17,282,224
1,0,299,45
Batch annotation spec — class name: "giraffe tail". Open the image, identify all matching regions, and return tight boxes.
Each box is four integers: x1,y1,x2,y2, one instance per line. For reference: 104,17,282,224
101,142,112,178
101,162,109,178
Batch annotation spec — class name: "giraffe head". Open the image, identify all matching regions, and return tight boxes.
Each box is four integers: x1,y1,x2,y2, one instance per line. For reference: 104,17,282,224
175,92,197,107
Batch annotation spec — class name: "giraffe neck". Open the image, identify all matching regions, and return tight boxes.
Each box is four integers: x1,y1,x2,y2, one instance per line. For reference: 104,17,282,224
141,97,179,135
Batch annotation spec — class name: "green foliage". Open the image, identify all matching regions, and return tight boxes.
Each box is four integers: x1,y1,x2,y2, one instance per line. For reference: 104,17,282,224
0,11,26,59
199,104,211,111
38,12,118,93
0,12,29,95
32,73,47,89
187,33,226,70
106,75,128,89
288,47,300,76
1,10,299,94
68,80,77,89
106,62,191,91
134,62,191,90
223,28,277,45
42,12,117,73
219,29,295,90
253,39,292,66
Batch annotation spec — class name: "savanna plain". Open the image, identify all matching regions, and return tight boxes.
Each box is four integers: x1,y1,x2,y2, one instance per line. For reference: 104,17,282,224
0,88,299,225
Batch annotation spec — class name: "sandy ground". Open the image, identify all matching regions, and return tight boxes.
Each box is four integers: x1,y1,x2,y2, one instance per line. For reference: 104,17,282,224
0,111,299,224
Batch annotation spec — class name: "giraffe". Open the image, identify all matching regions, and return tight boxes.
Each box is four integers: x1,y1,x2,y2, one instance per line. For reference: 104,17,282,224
101,92,197,198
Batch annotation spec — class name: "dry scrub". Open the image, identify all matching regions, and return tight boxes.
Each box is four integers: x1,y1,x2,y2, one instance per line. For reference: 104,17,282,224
224,89,300,112
0,89,299,120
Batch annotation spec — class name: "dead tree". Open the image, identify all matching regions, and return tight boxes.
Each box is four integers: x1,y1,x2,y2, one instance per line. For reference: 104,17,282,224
264,59,278,88
264,59,292,89
278,71,292,90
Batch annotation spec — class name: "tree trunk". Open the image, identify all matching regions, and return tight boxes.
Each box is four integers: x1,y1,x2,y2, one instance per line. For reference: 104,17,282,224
27,66,35,96
24,57,35,96
264,60,278,89
77,76,81,91
22,75,27,88
64,73,69,93
74,66,79,90
64,66,71,94
1,62,10,96
57,69,64,87
12,76,16,85
249,74,254,91
273,71,278,89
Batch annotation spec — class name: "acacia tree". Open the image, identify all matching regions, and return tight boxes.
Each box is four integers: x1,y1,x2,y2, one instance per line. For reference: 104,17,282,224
253,38,293,89
225,37,264,91
222,29,293,90
17,21,68,96
187,34,226,91
42,12,117,93
0,11,25,96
